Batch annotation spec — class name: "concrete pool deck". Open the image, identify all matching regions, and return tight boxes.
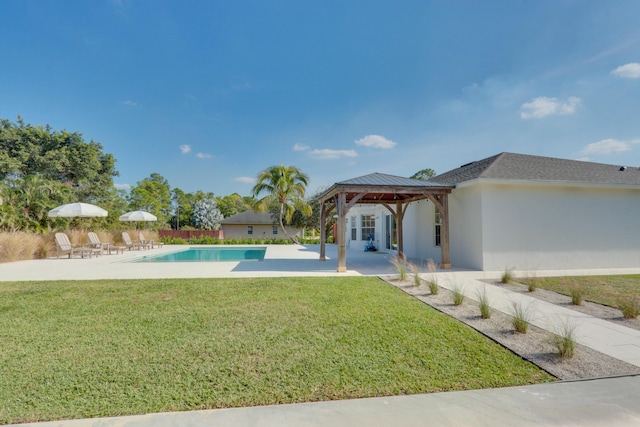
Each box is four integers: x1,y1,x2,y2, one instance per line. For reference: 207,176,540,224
0,244,399,281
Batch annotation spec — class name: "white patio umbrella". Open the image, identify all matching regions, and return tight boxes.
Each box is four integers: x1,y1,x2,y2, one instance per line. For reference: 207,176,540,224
119,210,157,229
48,202,108,229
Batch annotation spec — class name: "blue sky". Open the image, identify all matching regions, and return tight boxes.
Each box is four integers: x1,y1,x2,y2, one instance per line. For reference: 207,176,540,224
1,1,639,197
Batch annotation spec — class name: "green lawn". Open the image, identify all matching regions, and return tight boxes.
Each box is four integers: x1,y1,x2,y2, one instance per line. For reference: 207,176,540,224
521,275,640,308
0,277,553,424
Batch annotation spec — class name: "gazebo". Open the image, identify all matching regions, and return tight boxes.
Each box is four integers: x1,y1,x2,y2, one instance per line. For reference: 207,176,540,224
318,173,454,272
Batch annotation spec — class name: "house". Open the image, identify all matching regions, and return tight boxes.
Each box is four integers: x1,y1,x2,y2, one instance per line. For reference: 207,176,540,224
323,152,640,271
220,210,303,240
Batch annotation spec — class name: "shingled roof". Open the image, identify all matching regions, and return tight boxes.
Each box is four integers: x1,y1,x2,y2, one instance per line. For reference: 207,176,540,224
219,210,276,225
430,152,640,186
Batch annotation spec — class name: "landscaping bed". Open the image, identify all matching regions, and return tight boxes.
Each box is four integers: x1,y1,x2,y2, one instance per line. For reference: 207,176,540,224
385,276,640,381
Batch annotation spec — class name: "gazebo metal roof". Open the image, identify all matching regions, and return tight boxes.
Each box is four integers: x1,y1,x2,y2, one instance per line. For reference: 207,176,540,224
320,173,453,205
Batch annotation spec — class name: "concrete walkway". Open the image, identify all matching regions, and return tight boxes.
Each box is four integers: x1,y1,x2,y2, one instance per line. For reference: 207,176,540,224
10,375,640,427
3,245,640,426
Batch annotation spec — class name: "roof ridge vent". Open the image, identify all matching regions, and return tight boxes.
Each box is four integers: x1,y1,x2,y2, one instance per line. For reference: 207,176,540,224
619,166,627,171
460,161,475,168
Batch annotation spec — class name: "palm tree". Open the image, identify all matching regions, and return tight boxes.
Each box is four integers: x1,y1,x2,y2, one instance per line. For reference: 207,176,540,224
252,165,312,243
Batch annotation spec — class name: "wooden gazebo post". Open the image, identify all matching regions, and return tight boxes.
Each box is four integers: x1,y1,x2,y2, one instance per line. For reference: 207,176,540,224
439,194,451,268
319,201,327,261
336,192,347,272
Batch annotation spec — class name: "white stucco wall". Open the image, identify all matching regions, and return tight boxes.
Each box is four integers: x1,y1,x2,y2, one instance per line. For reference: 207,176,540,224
343,206,384,251
339,180,640,271
448,184,485,270
475,180,640,271
404,201,440,263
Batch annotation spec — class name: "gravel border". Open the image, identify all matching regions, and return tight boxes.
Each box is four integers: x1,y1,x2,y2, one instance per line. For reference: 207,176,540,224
382,276,640,381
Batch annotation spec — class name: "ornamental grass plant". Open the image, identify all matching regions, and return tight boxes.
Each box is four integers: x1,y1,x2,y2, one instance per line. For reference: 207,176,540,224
510,301,532,334
501,268,514,284
451,282,465,306
0,232,49,263
618,296,640,319
549,320,577,359
409,262,422,287
477,288,491,319
390,256,408,281
569,282,584,306
427,259,439,295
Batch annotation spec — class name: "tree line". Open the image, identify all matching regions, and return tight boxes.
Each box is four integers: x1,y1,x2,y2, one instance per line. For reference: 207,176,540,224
1,116,433,236
0,117,325,235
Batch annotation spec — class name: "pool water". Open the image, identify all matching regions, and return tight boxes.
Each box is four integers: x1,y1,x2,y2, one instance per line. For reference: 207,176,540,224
128,247,266,263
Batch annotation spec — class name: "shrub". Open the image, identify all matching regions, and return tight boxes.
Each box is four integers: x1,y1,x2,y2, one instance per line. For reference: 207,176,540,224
390,256,408,281
510,302,531,334
501,268,514,284
549,320,577,359
451,283,465,306
477,288,491,319
618,296,640,319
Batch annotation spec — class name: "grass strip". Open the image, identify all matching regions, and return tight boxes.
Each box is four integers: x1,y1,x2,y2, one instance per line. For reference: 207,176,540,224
520,275,640,308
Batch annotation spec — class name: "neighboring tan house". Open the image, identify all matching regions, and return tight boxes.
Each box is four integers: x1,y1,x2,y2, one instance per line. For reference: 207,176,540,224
342,152,640,271
220,210,303,240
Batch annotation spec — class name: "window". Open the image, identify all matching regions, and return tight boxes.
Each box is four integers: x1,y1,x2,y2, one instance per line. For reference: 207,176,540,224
248,225,253,235
272,225,278,235
361,215,375,241
350,216,357,240
434,208,441,247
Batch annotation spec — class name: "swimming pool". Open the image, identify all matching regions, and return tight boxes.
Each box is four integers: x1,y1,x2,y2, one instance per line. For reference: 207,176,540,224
127,247,267,263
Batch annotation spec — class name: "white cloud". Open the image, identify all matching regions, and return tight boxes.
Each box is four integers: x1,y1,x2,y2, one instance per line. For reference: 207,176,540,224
179,144,191,154
354,134,397,149
121,100,140,107
520,96,581,119
611,63,640,79
114,183,131,190
310,149,358,159
235,176,256,184
293,143,310,151
196,152,212,159
581,138,640,155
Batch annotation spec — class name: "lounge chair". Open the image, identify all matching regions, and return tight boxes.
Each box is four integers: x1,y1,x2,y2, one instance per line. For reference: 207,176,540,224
54,232,101,259
88,232,125,254
122,231,149,250
138,231,163,249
